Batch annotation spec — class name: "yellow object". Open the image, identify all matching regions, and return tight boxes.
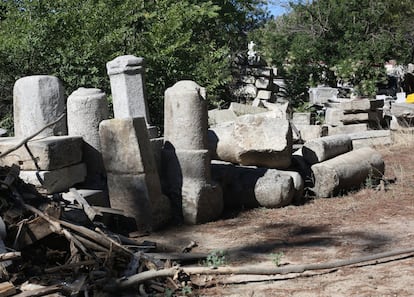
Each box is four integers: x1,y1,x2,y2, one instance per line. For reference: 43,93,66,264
406,93,414,103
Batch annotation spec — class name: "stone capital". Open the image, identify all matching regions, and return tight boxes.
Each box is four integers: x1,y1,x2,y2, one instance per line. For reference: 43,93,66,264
106,55,145,76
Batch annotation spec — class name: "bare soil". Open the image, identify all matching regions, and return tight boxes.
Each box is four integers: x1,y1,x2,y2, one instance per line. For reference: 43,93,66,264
144,136,414,297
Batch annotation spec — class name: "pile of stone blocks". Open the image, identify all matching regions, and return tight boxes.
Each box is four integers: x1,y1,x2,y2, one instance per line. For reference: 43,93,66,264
0,76,87,194
231,54,280,104
325,98,385,133
294,135,385,198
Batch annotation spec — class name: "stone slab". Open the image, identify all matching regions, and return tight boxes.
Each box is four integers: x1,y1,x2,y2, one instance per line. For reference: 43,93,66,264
292,112,311,125
293,125,323,142
327,123,368,135
19,163,87,194
391,102,414,118
309,87,338,105
327,98,370,112
0,136,83,170
208,109,237,126
256,90,272,100
229,102,267,116
349,130,393,149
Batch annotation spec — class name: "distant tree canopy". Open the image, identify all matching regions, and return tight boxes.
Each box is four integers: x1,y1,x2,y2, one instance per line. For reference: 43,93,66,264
0,0,269,130
252,0,414,106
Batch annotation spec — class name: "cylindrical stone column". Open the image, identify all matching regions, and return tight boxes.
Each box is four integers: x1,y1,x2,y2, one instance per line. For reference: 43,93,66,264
67,88,109,192
164,80,208,150
13,75,67,138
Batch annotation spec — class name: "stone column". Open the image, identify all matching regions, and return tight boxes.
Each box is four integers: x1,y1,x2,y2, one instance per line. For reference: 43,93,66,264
163,80,223,224
106,55,157,138
13,75,67,138
67,88,109,193
99,117,171,231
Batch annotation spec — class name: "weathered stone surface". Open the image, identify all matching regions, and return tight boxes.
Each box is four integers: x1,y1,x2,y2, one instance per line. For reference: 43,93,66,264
234,115,292,168
163,80,223,224
0,136,83,170
67,88,109,189
229,102,268,116
349,130,392,149
20,163,87,194
13,75,67,138
164,81,208,150
251,98,264,107
302,135,353,164
327,98,371,112
311,147,385,197
341,112,369,124
254,170,294,208
293,125,323,142
232,84,257,99
309,87,338,105
99,117,171,230
99,118,151,174
255,77,272,89
325,108,369,125
391,102,414,118
209,116,293,168
256,90,272,100
106,55,150,122
240,76,255,84
278,170,304,203
325,108,343,126
208,122,238,164
327,123,368,135
292,112,311,125
182,182,223,224
208,109,237,126
67,88,108,151
262,101,289,113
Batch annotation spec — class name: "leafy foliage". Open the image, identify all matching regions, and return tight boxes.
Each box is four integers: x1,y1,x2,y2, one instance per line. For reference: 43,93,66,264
0,0,269,129
252,0,414,105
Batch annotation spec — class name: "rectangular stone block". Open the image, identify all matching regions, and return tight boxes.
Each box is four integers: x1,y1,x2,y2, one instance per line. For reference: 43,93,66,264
391,103,414,118
208,109,237,126
327,98,371,112
309,87,338,105
294,125,322,142
349,130,392,149
19,163,87,194
99,118,154,174
328,123,368,135
229,102,267,116
255,78,272,89
292,112,311,125
0,136,83,170
368,109,384,128
325,108,343,126
106,173,152,230
341,112,369,124
256,90,272,100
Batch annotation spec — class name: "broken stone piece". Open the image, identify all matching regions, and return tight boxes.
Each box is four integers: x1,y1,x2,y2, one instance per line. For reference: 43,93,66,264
0,136,83,171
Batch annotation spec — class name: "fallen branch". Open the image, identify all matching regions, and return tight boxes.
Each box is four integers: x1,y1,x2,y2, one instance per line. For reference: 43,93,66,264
110,247,414,290
0,113,66,159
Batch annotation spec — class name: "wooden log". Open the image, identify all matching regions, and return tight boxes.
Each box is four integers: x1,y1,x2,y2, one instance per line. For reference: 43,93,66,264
0,282,16,297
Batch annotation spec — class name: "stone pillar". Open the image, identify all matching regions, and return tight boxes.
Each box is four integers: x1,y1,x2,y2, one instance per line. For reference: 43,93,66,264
163,80,223,224
106,55,157,138
13,75,67,138
67,88,109,192
99,117,171,231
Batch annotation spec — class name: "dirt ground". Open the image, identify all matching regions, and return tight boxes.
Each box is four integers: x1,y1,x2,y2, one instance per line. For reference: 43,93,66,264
143,133,414,297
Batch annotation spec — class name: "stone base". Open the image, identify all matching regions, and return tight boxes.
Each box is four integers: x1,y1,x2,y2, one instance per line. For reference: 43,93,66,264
182,181,223,224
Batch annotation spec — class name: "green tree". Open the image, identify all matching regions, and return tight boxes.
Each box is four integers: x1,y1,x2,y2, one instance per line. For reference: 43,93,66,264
252,0,414,105
0,0,269,131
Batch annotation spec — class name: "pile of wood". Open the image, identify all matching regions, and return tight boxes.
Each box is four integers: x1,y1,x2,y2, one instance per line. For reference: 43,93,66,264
0,164,202,297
